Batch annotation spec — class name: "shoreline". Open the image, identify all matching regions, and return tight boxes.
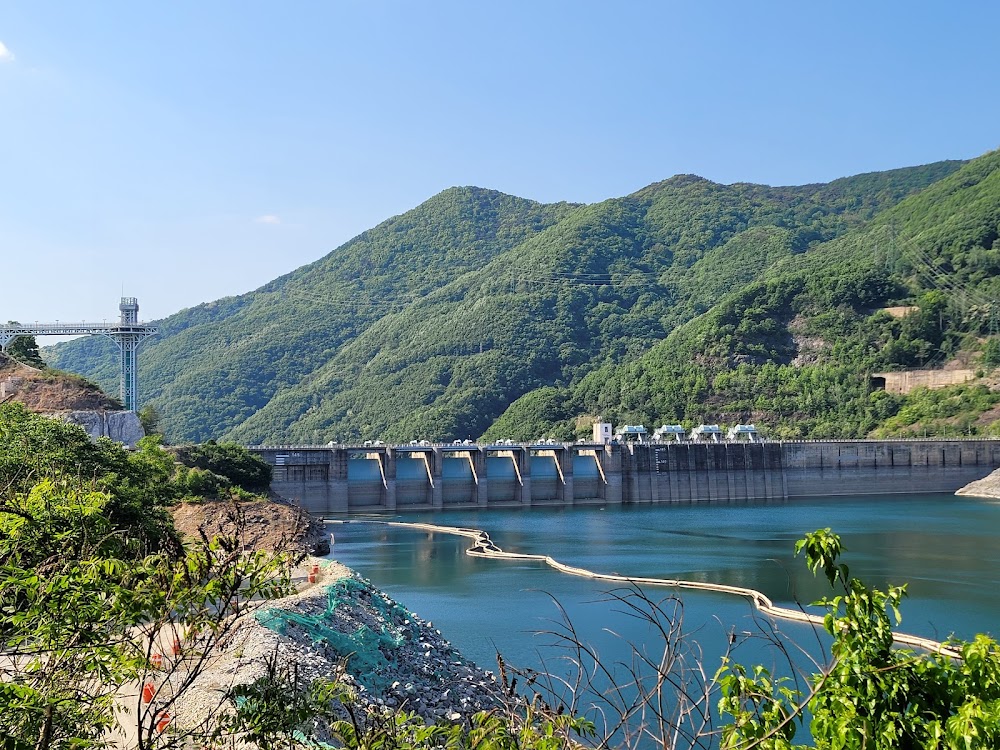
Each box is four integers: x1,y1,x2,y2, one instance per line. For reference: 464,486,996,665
180,479,1000,730
955,467,1000,499
172,554,503,732
330,518,963,660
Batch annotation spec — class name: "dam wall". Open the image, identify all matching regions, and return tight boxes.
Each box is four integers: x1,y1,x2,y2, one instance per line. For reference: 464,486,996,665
252,440,1000,515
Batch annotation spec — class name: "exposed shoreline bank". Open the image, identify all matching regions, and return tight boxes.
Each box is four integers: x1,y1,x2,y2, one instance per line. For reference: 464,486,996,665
182,481,1000,732
955,467,1000,499
175,554,503,732
160,496,506,738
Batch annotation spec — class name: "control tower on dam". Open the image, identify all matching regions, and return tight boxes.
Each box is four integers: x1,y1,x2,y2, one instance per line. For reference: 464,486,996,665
250,439,1000,515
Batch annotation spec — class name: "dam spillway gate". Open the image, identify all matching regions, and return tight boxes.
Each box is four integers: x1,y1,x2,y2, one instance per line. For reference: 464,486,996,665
251,440,1000,515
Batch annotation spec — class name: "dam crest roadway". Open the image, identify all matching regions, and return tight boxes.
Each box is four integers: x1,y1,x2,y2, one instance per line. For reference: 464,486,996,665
251,438,1000,514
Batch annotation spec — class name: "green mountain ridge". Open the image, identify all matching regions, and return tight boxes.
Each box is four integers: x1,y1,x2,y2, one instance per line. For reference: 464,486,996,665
500,152,1000,440
48,156,993,444
51,188,578,441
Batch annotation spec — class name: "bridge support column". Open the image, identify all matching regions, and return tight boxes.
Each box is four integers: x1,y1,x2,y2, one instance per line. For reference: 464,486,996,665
110,297,157,412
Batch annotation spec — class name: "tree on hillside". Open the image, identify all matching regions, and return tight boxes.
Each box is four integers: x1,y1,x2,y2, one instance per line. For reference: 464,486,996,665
3,329,46,369
982,338,1000,368
138,404,162,436
171,441,272,494
0,402,180,553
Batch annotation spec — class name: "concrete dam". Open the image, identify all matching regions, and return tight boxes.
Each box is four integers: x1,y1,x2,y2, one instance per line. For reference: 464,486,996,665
251,439,1000,515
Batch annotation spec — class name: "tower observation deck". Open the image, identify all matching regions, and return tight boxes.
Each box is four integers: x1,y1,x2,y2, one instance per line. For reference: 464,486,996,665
0,298,158,411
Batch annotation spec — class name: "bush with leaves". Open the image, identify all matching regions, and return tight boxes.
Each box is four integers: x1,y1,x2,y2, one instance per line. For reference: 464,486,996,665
137,405,162,435
0,403,183,556
719,529,1000,749
981,337,1000,369
0,407,295,750
171,440,272,494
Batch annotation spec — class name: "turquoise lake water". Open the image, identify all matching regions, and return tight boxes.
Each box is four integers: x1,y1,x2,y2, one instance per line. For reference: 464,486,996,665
330,495,1000,748
326,493,1000,732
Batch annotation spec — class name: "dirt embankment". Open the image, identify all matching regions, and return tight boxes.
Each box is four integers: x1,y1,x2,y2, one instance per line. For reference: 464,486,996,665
165,504,502,733
0,353,120,411
171,496,331,559
168,560,502,734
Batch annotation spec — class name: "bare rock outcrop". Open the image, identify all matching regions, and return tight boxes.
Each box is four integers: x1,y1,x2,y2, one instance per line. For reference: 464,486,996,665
60,409,146,448
955,468,1000,499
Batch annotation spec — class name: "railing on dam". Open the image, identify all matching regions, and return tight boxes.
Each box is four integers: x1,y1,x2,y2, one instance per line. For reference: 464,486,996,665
249,439,1000,515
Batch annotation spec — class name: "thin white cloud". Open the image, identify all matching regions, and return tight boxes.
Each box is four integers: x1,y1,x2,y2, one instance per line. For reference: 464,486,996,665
0,42,14,62
254,214,281,225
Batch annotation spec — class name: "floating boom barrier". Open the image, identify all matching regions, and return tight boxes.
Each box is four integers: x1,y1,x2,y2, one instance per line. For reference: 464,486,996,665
329,519,963,661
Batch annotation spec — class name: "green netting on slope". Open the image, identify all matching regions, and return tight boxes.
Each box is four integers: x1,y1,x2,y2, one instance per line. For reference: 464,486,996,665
256,577,417,693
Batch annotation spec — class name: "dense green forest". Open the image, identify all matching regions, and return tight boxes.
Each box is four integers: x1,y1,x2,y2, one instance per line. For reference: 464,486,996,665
48,154,1000,443
504,151,1000,441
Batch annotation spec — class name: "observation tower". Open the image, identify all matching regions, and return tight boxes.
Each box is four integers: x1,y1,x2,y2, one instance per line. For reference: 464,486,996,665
0,298,159,411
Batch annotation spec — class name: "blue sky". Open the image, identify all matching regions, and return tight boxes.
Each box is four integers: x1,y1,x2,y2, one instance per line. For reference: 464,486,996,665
2,1,998,325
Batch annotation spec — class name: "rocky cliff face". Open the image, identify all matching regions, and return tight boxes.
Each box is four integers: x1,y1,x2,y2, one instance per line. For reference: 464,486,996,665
1,353,143,447
60,410,145,448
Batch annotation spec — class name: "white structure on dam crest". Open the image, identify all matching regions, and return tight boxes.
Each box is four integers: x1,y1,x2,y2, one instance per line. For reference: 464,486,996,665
250,439,1000,515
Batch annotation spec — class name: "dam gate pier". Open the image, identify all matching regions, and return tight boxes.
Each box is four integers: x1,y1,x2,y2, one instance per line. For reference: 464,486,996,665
250,440,1000,515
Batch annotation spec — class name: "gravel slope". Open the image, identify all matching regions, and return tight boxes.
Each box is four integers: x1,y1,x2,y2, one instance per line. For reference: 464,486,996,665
166,557,503,738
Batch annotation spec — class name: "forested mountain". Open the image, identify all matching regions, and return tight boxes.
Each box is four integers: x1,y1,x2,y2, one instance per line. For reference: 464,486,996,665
50,188,579,441
50,155,998,444
494,151,1000,440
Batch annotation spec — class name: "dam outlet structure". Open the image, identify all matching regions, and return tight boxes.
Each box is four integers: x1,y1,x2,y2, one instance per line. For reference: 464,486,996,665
250,439,1000,515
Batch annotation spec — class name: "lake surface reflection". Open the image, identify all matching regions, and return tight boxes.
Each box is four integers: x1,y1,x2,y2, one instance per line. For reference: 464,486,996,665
327,494,1000,683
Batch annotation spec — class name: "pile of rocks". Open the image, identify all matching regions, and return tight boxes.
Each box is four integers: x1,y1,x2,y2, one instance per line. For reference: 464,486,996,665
169,561,504,734
261,570,504,721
